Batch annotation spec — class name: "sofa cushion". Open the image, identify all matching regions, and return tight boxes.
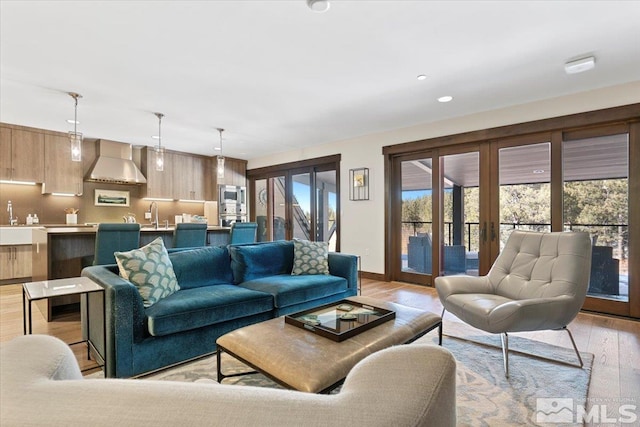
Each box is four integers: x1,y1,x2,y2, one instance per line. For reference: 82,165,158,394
238,274,348,309
291,238,329,275
146,285,274,337
169,246,233,290
229,241,294,284
115,237,180,308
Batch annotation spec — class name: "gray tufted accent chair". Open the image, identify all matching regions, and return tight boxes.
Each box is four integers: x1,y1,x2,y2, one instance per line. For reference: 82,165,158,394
435,230,592,377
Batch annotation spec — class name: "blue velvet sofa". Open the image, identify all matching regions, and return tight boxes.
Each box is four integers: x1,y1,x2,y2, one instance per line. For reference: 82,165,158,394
81,240,358,378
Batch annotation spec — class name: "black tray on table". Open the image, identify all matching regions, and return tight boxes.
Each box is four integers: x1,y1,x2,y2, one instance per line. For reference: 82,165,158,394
284,299,395,342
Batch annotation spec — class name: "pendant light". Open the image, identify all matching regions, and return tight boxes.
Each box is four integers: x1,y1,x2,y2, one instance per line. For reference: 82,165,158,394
154,112,165,171
68,92,83,162
216,128,225,179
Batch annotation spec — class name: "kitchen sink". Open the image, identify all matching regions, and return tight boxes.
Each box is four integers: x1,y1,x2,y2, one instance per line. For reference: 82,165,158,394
0,226,38,245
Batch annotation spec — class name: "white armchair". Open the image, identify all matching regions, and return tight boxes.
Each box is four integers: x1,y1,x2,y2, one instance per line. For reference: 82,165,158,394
435,230,592,377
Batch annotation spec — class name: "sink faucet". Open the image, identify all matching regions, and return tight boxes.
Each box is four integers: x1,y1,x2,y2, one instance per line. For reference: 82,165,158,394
7,200,17,226
149,201,159,229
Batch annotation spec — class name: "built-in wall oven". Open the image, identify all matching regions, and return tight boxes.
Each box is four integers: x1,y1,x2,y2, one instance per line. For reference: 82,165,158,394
219,185,247,226
219,185,246,205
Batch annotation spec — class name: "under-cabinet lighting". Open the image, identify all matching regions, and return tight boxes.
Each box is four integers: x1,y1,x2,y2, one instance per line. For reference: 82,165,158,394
178,199,205,203
143,198,174,202
0,180,36,186
51,192,76,197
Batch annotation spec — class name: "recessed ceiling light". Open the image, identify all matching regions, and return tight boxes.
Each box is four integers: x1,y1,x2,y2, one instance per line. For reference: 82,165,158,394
417,74,427,81
564,56,595,74
66,119,79,124
151,135,160,139
307,0,330,13
438,96,453,103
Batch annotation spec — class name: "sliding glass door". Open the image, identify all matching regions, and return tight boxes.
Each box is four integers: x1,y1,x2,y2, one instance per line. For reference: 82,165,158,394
563,128,630,315
393,146,483,284
248,156,340,249
387,118,637,317
397,153,434,284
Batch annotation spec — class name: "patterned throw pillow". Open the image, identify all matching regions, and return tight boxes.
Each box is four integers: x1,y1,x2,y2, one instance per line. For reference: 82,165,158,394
291,238,329,276
115,237,180,307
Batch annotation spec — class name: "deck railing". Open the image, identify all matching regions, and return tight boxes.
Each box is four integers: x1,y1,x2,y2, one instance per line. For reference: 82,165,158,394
401,221,628,267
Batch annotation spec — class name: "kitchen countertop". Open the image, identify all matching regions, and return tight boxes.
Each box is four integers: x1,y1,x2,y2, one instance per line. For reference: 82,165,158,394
32,225,230,234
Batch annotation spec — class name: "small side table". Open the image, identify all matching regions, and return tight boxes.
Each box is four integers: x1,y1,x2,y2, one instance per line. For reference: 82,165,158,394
22,277,104,369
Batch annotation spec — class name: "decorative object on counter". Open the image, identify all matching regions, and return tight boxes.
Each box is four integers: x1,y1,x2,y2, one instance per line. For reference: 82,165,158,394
175,215,183,224
123,213,136,223
64,208,79,225
95,189,130,207
153,112,165,172
68,92,83,162
32,214,38,224
190,215,207,223
216,128,225,179
349,167,369,201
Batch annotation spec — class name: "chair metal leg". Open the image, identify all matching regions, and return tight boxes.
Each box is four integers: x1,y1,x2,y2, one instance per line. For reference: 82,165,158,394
500,332,509,378
563,327,584,368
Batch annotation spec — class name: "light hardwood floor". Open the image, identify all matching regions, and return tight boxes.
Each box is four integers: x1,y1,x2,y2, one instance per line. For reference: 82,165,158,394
1,279,639,411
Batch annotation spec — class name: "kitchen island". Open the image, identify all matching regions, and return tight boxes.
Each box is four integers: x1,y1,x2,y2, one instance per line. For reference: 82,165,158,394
31,225,231,320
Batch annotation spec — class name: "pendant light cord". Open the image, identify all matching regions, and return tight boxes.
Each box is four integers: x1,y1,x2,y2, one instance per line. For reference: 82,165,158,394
156,113,164,148
217,128,224,156
73,96,78,135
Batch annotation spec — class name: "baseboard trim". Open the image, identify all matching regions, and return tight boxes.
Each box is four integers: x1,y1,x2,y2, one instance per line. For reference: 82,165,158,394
361,271,385,281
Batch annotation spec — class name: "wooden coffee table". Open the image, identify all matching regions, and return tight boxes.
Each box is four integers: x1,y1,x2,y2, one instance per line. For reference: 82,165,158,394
216,296,442,393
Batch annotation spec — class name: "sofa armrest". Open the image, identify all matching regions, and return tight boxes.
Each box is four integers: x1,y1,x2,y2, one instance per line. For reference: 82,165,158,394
328,252,358,291
341,344,456,426
82,265,147,378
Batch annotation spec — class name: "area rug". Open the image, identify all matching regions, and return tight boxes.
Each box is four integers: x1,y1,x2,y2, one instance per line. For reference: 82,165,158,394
86,327,593,427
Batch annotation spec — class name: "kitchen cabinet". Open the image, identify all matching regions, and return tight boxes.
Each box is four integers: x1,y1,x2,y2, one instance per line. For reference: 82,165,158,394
215,157,247,188
141,147,174,199
172,153,208,201
42,133,83,195
0,245,32,282
0,125,44,182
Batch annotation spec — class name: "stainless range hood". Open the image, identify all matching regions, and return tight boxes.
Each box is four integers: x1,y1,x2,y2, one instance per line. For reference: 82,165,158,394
85,140,147,184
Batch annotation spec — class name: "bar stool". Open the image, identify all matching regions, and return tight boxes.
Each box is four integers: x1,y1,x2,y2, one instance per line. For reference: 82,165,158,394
172,223,208,248
230,222,258,244
82,223,141,267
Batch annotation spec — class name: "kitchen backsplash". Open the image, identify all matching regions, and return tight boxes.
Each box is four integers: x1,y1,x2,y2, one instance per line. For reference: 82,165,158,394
0,181,209,226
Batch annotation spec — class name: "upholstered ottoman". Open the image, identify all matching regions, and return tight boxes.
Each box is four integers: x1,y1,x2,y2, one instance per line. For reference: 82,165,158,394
216,296,442,393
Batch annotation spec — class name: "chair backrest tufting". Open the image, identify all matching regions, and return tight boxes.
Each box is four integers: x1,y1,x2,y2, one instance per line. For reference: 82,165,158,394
488,230,592,303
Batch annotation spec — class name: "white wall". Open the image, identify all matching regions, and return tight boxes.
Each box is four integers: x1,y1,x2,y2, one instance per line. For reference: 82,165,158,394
248,81,640,274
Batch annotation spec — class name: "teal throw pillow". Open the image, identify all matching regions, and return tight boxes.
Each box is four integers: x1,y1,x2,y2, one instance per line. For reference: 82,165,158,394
115,237,180,307
291,238,329,276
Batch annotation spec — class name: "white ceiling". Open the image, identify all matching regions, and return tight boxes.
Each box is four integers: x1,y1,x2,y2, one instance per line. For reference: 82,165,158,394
2,1,639,161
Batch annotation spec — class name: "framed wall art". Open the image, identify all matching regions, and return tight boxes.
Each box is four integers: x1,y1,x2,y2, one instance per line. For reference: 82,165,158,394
349,167,369,201
94,189,130,207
